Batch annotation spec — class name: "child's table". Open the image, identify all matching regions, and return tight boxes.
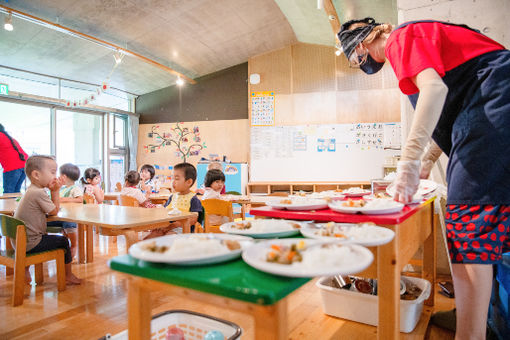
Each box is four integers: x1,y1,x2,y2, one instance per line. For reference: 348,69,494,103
250,199,438,340
0,193,22,199
48,203,197,264
109,254,309,340
0,199,17,215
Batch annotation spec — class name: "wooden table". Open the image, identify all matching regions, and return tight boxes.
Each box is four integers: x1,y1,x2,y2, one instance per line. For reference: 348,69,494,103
110,254,309,340
0,199,17,215
0,193,22,199
48,203,197,264
250,199,437,340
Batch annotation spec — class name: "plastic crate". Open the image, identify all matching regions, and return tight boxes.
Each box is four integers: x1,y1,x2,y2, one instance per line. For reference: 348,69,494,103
100,310,242,340
317,276,431,333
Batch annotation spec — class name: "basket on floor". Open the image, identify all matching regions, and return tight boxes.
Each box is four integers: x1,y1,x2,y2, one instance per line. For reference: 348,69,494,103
101,309,242,340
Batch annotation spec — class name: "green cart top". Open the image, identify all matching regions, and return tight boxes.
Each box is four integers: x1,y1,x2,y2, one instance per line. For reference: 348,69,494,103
109,255,310,305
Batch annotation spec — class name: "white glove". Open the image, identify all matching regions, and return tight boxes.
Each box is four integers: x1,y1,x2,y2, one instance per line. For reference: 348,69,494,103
393,160,420,203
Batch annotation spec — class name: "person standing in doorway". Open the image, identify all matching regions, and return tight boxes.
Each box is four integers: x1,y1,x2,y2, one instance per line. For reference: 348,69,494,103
0,124,28,193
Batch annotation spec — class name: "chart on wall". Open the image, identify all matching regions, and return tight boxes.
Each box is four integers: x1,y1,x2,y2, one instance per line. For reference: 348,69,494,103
250,91,275,126
250,122,401,182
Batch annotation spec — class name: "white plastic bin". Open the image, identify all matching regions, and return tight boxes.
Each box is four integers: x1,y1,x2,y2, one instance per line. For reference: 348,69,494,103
316,276,431,333
100,310,242,340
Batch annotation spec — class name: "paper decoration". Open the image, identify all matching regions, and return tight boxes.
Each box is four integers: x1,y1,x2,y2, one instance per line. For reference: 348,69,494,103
251,91,275,126
144,123,207,162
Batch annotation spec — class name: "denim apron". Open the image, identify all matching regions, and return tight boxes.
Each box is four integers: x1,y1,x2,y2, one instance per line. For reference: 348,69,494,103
399,21,510,204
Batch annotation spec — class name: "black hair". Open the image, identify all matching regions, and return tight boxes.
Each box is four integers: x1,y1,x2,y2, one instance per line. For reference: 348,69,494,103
59,163,80,181
174,162,197,185
140,164,155,180
124,170,140,186
204,169,225,188
0,124,26,162
81,168,101,185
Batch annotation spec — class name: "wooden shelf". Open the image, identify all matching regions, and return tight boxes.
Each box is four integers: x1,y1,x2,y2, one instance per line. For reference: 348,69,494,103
247,181,371,195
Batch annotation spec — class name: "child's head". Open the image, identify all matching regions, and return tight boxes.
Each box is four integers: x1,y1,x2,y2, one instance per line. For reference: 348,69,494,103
25,155,57,187
204,169,225,192
59,163,80,184
140,164,155,181
81,168,101,186
208,162,222,171
124,170,141,187
172,163,196,193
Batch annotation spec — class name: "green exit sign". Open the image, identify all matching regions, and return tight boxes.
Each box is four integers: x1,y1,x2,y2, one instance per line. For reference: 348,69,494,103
0,83,8,95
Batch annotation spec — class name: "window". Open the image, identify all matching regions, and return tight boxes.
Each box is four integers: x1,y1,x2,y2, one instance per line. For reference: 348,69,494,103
56,110,103,179
110,114,127,148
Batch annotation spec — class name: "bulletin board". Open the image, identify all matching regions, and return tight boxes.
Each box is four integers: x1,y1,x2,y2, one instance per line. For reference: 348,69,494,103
250,122,401,182
250,91,275,126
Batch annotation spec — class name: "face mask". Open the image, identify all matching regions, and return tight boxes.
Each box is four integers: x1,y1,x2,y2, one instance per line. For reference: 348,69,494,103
360,54,385,74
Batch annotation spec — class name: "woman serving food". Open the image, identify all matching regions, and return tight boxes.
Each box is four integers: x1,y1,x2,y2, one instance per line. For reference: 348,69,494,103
337,18,509,339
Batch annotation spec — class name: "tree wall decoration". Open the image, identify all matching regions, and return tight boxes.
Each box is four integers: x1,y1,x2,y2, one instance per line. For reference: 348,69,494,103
144,123,206,162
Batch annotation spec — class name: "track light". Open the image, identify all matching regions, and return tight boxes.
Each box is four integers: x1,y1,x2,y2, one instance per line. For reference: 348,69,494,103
4,12,13,31
317,0,323,10
113,50,124,64
176,77,184,86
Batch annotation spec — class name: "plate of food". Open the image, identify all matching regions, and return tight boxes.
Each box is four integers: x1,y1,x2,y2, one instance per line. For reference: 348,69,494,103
300,222,395,246
341,187,372,197
220,219,303,238
266,197,328,211
242,239,374,277
329,199,405,215
128,234,253,265
291,191,345,202
386,179,438,197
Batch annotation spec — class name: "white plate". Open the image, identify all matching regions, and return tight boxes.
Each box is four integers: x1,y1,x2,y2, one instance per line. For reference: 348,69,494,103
341,188,372,197
300,223,395,246
242,239,374,277
387,179,438,197
290,191,345,201
329,200,405,215
266,198,328,211
220,219,303,238
128,234,253,265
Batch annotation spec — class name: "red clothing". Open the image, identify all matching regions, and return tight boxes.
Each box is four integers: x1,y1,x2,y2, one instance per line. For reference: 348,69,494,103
0,133,28,172
385,22,505,94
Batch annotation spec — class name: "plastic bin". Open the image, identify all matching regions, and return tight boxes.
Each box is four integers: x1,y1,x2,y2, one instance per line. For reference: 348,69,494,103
100,310,242,340
316,276,431,333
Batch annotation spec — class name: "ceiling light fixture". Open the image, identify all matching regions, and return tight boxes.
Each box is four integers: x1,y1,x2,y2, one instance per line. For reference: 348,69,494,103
176,77,184,86
335,43,343,56
317,0,324,10
4,12,13,31
113,50,124,64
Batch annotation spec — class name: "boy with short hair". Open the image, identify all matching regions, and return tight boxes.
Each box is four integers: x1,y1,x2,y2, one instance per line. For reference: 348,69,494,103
14,155,81,285
144,163,203,239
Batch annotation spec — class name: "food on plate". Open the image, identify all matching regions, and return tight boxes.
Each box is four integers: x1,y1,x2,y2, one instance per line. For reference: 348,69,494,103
342,199,366,207
266,240,306,264
140,241,169,253
373,192,391,199
319,222,347,238
223,239,241,250
279,199,292,204
342,187,369,194
231,219,301,231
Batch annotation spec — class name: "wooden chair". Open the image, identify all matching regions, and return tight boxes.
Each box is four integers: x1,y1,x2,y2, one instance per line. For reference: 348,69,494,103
0,214,66,306
115,182,122,192
118,195,140,207
201,199,234,233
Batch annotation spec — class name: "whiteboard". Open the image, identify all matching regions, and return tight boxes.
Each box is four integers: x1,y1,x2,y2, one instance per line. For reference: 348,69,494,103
250,123,401,182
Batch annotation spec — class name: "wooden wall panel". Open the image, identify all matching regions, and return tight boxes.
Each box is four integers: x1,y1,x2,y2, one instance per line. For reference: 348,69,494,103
292,43,336,93
248,46,292,94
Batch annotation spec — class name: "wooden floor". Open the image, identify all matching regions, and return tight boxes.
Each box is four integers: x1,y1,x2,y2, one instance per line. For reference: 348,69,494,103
0,234,456,340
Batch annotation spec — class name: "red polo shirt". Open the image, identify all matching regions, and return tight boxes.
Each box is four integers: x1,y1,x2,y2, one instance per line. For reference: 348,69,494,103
0,133,28,172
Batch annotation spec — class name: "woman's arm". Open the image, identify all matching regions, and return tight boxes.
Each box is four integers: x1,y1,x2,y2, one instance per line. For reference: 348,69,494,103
420,141,443,179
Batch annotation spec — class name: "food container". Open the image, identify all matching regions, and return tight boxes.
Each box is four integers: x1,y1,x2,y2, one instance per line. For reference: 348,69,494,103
317,276,431,333
370,179,392,195
100,310,242,340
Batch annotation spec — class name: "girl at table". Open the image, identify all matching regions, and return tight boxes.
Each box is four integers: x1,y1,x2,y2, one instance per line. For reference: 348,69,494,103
138,164,157,195
120,170,155,208
202,169,229,225
337,18,510,339
80,168,104,203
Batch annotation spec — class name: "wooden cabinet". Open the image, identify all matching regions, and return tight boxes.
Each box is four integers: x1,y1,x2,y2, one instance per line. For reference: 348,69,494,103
246,182,371,195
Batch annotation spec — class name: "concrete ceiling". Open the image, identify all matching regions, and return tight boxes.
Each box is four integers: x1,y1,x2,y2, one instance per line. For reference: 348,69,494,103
0,0,397,96
1,0,298,95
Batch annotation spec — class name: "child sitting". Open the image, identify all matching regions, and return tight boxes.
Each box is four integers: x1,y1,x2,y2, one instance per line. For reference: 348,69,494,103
81,168,104,203
202,169,230,226
144,163,203,238
207,162,226,194
46,163,81,259
120,170,156,208
14,155,81,285
139,164,157,194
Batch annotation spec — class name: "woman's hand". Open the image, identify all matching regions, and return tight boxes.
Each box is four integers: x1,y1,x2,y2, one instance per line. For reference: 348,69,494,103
393,160,420,203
